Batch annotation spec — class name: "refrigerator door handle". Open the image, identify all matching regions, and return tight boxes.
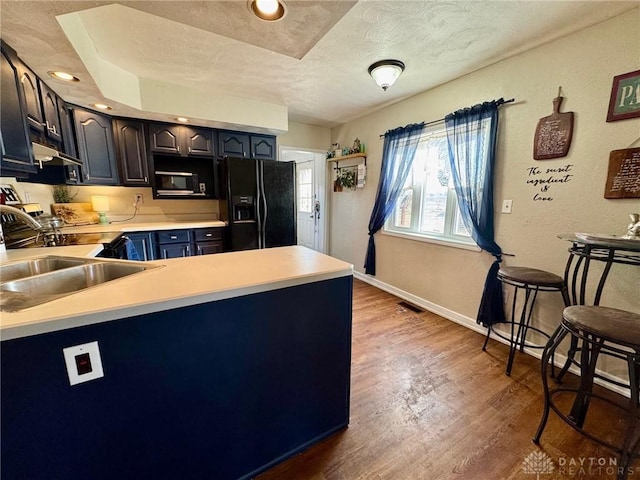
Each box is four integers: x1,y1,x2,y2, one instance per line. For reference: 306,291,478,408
255,160,263,249
260,161,268,248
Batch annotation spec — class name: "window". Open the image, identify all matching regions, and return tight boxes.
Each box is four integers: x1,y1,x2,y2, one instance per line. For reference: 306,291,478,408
383,124,476,249
297,166,313,213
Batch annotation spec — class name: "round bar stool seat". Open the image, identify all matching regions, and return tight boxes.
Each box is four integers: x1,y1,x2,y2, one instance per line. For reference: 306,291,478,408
483,266,569,376
534,306,640,480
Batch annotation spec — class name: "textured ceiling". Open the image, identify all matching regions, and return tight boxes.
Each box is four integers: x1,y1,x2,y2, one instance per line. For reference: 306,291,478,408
0,1,636,131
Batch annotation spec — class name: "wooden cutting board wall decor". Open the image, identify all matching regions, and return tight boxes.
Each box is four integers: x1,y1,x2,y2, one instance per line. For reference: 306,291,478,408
534,90,574,160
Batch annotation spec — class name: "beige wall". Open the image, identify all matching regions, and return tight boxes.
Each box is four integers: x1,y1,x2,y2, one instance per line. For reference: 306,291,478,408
329,7,640,335
278,121,331,151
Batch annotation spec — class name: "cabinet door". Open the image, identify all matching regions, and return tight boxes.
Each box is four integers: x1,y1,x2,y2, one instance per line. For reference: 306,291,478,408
57,100,77,157
114,119,149,186
148,123,181,155
250,135,276,160
159,243,191,259
38,80,62,143
0,44,34,172
126,232,156,261
17,63,44,134
184,126,214,156
218,131,249,158
73,108,119,185
195,241,224,255
56,100,80,184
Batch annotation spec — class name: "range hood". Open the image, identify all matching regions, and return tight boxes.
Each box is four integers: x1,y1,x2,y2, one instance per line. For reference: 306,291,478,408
32,142,82,167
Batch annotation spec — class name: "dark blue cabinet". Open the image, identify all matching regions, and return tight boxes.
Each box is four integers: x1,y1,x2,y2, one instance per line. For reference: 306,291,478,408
1,276,353,480
125,232,156,261
0,42,35,174
73,108,119,185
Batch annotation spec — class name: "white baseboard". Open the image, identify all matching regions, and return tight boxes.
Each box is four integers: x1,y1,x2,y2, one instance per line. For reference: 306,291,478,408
353,271,630,398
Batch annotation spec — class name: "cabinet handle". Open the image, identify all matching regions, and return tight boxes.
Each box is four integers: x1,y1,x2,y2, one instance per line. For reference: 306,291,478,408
188,146,192,154
177,145,181,153
185,245,191,256
84,172,89,180
205,233,212,237
170,235,178,240
197,245,202,254
144,176,148,183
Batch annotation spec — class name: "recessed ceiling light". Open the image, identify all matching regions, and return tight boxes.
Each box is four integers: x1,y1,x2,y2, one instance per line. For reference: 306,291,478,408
48,71,80,82
248,0,287,21
176,117,189,123
92,103,112,110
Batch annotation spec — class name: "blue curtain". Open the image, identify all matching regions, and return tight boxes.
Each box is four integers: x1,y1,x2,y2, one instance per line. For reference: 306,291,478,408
364,122,425,275
445,99,504,327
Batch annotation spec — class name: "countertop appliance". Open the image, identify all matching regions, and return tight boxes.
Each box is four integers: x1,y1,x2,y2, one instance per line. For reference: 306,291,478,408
219,157,296,251
154,170,205,197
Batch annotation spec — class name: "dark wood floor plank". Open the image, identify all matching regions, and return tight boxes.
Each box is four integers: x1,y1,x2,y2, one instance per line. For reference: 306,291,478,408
257,279,636,480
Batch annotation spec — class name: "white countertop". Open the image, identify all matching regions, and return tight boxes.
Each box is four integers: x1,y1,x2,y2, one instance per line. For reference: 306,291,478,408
0,246,353,340
61,220,226,234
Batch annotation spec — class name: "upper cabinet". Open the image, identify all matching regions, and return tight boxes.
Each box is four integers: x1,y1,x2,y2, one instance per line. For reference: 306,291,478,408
219,130,276,160
17,63,44,135
148,123,215,157
0,42,35,173
218,131,250,158
73,108,119,185
114,119,149,186
250,135,276,161
184,126,214,156
38,79,63,144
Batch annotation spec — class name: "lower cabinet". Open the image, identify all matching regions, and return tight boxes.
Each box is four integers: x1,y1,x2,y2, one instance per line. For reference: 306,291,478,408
159,242,192,259
122,227,225,260
193,227,224,255
125,232,156,261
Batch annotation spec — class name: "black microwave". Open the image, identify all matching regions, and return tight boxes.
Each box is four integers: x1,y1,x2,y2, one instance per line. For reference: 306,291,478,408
155,171,204,196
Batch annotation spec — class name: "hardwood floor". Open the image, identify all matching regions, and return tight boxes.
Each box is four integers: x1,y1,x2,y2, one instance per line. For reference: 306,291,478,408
257,279,635,480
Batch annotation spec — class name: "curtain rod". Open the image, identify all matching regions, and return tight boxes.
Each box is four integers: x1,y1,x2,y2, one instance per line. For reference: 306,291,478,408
379,98,515,138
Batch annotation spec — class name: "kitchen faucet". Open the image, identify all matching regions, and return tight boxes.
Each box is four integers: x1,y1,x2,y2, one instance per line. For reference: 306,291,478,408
0,204,44,231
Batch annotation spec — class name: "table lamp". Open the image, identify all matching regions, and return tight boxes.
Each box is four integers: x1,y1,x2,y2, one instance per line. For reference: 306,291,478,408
91,195,110,224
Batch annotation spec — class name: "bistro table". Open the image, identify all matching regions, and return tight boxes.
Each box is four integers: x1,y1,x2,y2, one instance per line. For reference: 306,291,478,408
555,233,640,385
558,233,640,306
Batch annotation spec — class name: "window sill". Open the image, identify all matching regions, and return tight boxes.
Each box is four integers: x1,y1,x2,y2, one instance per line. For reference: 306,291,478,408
381,229,481,252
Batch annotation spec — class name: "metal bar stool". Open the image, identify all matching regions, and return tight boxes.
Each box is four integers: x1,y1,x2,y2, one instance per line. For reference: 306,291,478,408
483,266,569,376
533,306,640,480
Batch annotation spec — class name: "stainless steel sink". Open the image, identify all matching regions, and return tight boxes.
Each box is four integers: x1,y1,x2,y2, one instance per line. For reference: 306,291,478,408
0,256,161,312
0,256,96,282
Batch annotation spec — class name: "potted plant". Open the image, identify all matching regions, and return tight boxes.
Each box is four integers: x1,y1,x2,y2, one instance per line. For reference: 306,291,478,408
336,169,357,191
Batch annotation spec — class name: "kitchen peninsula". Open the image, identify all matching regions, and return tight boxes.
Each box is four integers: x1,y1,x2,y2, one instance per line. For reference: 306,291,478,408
1,246,353,480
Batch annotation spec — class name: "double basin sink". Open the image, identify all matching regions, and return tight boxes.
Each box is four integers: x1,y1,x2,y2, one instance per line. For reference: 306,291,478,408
0,256,161,312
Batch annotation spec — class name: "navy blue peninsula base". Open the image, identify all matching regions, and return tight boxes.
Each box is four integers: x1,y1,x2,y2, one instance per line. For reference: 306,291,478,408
2,275,353,479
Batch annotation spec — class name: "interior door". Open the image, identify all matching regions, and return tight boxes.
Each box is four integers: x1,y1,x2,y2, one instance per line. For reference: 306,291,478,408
296,160,316,250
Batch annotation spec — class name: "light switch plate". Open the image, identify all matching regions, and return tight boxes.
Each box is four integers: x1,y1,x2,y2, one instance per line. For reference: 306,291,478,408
63,341,104,386
501,199,513,214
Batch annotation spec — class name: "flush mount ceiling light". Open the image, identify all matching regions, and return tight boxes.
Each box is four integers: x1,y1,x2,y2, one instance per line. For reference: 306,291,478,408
368,60,405,91
92,103,112,110
176,117,189,123
248,0,287,21
48,71,80,82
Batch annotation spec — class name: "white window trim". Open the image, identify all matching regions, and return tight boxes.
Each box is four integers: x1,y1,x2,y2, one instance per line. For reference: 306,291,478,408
381,228,481,252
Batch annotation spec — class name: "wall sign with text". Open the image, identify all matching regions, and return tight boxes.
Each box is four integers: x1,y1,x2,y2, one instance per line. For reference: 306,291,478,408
604,148,640,199
533,95,574,160
606,70,640,122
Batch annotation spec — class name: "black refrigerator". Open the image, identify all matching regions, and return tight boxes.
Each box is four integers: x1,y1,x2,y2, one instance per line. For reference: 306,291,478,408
219,157,296,251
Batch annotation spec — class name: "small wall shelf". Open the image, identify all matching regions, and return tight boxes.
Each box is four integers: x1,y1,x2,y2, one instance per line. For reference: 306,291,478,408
327,152,366,163
327,152,367,169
